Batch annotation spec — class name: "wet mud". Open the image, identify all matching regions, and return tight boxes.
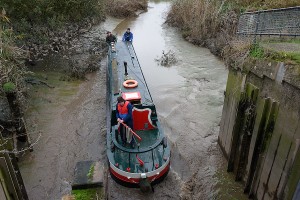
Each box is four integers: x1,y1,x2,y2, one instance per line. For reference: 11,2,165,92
19,63,107,200
19,1,248,200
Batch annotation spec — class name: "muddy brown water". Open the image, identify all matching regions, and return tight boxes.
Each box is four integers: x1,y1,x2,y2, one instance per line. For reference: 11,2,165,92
19,1,248,199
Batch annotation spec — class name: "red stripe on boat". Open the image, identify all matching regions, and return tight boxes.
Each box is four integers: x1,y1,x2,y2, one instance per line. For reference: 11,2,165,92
109,162,170,184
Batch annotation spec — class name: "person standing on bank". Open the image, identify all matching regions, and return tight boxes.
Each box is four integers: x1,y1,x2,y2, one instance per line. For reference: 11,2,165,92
122,28,133,42
116,96,134,147
106,31,117,44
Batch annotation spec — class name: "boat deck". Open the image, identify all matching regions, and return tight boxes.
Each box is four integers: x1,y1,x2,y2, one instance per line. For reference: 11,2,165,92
106,41,170,179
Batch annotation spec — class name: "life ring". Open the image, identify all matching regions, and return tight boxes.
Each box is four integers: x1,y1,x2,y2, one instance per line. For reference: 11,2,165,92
123,80,138,88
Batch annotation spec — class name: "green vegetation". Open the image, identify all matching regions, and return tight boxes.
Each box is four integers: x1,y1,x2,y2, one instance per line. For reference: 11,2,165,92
167,0,299,57
3,82,16,93
267,51,300,64
72,188,104,200
0,0,106,44
248,43,300,64
0,0,148,103
250,44,264,58
87,164,95,180
0,14,28,98
0,0,105,24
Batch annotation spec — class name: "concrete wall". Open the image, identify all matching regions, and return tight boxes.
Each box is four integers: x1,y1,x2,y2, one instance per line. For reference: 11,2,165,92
219,60,300,200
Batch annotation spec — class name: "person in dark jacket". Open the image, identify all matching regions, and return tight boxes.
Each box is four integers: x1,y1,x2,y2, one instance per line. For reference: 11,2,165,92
116,96,134,146
122,28,133,42
106,31,117,44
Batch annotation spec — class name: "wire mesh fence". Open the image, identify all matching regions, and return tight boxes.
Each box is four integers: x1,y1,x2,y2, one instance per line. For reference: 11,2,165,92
237,6,300,42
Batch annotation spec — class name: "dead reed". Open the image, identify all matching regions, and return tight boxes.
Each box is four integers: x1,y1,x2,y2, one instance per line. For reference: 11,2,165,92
0,16,29,106
106,0,148,17
167,0,300,57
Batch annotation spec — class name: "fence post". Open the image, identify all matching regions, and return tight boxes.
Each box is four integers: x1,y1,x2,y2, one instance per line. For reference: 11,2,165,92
253,12,260,44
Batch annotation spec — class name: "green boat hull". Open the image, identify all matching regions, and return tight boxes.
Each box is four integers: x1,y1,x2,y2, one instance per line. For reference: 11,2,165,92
106,42,171,188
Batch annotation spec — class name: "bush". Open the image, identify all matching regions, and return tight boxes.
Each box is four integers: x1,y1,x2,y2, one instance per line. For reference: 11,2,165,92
0,0,106,25
167,0,300,56
0,13,28,101
3,82,16,93
250,44,264,58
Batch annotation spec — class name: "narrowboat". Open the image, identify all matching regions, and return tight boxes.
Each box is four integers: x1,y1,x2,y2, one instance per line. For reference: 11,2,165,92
106,41,171,190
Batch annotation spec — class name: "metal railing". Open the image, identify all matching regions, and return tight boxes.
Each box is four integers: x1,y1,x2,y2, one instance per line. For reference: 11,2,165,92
237,6,300,42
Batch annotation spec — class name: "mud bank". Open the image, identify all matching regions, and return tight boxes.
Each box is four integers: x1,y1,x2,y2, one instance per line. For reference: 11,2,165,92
18,22,109,199
19,67,107,199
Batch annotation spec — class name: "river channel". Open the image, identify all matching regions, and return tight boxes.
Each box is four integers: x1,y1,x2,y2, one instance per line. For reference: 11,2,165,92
19,1,248,199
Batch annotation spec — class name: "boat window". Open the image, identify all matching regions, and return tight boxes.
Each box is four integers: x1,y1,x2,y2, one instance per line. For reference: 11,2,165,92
129,99,141,105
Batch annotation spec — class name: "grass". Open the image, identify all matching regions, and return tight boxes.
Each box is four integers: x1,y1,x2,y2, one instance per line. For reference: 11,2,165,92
249,46,300,64
289,53,300,63
268,51,300,64
72,188,104,200
250,44,264,58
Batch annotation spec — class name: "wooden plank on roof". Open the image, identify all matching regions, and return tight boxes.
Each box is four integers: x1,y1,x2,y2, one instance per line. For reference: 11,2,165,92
111,58,119,94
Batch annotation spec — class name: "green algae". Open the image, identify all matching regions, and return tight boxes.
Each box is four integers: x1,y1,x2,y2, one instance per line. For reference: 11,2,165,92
286,148,300,200
214,167,248,200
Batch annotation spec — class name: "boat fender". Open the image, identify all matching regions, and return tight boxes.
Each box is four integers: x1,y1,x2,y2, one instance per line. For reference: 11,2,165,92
123,80,138,88
161,137,167,148
139,178,151,193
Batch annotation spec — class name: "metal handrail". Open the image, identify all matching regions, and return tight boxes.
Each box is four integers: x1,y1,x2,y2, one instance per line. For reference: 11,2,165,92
130,43,154,103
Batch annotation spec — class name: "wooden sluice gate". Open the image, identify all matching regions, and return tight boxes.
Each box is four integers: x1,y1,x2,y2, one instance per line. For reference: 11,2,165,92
0,126,28,199
218,61,300,200
0,87,33,199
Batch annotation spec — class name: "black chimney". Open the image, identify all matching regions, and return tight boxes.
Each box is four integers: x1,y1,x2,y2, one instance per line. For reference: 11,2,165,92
124,62,128,76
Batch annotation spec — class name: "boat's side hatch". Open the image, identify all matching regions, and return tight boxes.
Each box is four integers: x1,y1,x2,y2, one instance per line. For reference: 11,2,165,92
133,107,156,131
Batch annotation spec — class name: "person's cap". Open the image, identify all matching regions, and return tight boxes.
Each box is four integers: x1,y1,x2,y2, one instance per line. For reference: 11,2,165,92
107,31,111,34
127,28,130,31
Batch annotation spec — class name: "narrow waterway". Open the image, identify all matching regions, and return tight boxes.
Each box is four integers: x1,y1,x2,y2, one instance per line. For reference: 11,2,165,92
19,1,248,199
106,1,248,199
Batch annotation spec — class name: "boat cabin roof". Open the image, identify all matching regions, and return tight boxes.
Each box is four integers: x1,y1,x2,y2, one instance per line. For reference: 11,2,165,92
108,42,153,107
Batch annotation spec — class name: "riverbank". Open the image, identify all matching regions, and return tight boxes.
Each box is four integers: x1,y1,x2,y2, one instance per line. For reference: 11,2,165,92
16,19,111,198
0,0,148,97
0,0,148,157
166,0,299,58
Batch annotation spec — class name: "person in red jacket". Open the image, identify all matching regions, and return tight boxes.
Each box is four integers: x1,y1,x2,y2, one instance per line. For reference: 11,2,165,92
116,96,134,146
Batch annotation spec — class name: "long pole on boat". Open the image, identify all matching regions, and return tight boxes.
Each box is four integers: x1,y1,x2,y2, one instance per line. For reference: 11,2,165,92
120,122,142,141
